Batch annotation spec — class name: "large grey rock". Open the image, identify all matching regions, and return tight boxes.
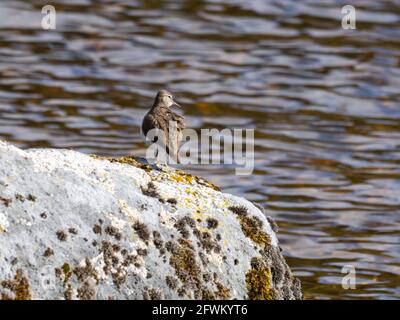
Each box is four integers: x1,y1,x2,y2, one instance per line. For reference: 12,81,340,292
0,140,302,300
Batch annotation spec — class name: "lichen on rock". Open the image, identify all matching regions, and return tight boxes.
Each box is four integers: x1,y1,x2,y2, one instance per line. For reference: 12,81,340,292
0,140,302,300
246,267,273,300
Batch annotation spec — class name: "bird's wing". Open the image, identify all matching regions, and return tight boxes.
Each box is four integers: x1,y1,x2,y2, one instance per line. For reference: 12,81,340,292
162,110,186,160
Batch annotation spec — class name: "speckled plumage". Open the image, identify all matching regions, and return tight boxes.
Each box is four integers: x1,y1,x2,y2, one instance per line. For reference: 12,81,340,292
0,140,302,300
142,90,185,161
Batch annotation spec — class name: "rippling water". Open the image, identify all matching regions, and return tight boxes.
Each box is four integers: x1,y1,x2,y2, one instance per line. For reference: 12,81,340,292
0,0,399,299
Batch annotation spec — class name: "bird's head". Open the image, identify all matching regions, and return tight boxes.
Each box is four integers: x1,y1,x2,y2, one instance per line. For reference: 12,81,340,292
155,89,181,108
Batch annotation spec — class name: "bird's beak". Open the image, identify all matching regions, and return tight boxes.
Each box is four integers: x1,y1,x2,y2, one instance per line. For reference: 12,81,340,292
173,100,182,109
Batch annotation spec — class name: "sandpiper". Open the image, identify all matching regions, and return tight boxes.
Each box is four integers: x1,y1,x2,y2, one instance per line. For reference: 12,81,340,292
141,90,185,162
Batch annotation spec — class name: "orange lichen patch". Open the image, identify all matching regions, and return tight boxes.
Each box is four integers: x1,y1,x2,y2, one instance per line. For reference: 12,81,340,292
169,171,195,184
1,269,32,300
159,170,221,191
245,267,273,300
91,154,220,191
62,263,73,284
184,187,198,196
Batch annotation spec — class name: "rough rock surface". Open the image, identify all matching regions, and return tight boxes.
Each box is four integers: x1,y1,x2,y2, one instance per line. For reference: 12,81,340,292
0,141,302,300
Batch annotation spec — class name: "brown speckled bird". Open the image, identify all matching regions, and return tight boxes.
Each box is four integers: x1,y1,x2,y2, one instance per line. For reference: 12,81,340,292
141,90,185,162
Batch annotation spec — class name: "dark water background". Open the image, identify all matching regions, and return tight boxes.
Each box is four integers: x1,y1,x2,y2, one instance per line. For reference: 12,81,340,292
0,0,399,299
